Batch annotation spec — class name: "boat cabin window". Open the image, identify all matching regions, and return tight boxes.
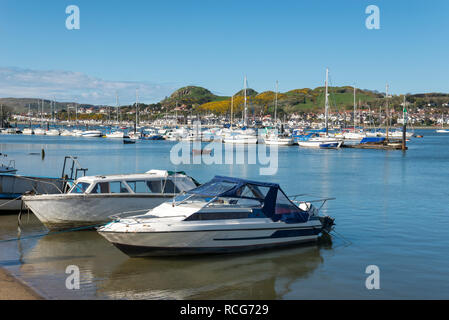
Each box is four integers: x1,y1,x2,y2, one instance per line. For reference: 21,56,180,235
70,182,91,194
126,181,152,193
90,182,110,194
163,180,180,194
90,181,129,194
125,179,181,194
109,181,129,193
275,190,303,215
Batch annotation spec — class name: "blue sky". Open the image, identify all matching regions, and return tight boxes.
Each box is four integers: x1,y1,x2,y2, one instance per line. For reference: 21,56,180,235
0,0,448,104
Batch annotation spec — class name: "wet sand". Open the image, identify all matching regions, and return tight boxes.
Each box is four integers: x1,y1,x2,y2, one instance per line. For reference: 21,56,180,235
0,267,43,300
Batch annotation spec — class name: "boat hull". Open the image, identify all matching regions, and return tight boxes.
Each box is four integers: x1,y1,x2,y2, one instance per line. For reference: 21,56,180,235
264,138,294,146
23,194,176,230
298,140,342,149
99,223,322,257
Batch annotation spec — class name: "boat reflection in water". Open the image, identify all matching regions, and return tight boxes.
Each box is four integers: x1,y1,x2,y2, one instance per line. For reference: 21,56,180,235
19,227,330,299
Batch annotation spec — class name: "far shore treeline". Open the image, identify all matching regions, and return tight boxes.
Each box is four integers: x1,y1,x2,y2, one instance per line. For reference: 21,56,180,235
1,86,449,123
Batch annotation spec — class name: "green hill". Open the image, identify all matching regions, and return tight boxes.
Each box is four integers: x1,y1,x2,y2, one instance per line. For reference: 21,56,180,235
160,86,227,108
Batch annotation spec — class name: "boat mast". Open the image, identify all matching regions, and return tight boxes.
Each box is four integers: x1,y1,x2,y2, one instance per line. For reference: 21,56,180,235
274,80,278,126
325,68,329,135
244,75,247,127
135,89,139,133
353,85,356,132
230,95,234,129
115,91,120,125
385,83,390,141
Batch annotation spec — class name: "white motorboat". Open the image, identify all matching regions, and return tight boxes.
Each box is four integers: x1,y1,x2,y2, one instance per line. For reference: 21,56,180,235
97,176,335,257
60,130,73,136
46,129,60,136
0,153,17,174
33,128,46,136
81,130,102,137
0,164,17,174
223,128,258,144
22,128,34,135
105,131,127,138
263,133,294,146
389,130,414,138
343,131,366,141
223,134,258,144
297,134,342,149
23,170,199,230
72,129,84,136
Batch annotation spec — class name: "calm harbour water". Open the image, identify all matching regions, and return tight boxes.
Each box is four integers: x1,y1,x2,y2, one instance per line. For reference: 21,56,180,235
0,130,448,299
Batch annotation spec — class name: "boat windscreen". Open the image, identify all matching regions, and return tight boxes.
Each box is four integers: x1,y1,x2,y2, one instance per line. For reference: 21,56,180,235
70,182,90,194
174,177,197,192
188,181,237,197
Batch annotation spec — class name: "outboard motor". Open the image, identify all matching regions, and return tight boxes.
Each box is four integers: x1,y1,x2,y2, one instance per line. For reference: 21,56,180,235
319,216,335,233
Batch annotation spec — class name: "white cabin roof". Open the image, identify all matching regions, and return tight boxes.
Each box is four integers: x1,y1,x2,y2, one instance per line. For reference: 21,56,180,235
75,170,185,184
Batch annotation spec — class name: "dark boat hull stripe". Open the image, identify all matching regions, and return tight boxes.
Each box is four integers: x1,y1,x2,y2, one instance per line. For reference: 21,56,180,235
112,239,318,257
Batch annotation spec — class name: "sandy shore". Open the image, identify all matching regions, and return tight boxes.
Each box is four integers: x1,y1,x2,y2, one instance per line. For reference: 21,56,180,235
0,267,43,300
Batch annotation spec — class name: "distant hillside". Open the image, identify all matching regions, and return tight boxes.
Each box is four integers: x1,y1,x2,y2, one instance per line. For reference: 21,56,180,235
2,86,449,116
160,86,228,109
0,98,91,113
198,86,384,115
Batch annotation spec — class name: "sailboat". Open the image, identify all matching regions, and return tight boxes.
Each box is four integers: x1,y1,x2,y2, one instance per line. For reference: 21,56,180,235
223,76,258,144
263,81,294,146
343,87,366,142
297,68,342,149
436,113,449,133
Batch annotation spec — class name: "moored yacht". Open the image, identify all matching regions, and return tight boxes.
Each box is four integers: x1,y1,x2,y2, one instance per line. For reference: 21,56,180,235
297,133,342,149
105,131,128,138
22,128,34,135
81,130,102,137
23,170,199,230
33,128,46,135
97,176,335,257
263,133,294,146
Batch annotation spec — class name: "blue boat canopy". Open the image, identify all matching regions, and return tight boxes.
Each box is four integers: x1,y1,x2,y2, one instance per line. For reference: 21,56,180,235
187,176,309,223
360,137,385,144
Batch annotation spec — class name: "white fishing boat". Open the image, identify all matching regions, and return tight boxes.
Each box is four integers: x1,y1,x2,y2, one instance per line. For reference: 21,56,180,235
97,176,335,257
23,170,199,230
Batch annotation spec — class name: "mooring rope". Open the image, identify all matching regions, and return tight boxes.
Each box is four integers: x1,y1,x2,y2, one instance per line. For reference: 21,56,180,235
0,195,22,208
0,223,108,244
9,175,66,194
329,228,352,246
